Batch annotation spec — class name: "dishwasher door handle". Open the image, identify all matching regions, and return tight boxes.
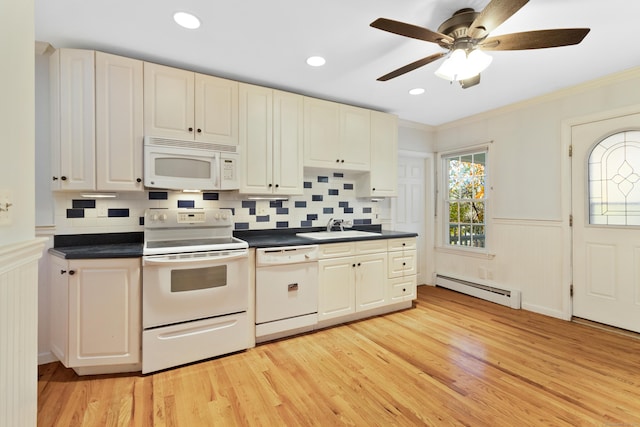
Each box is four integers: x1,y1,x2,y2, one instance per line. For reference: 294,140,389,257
288,283,299,291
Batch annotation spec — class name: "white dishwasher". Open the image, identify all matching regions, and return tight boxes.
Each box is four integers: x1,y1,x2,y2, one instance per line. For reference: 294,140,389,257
255,245,319,343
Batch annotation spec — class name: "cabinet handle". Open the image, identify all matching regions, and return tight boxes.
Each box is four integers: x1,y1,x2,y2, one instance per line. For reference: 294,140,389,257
357,262,361,267
197,128,202,133
341,159,345,163
188,127,193,132
275,184,279,188
60,269,66,274
352,264,356,267
336,159,340,163
268,183,273,188
61,176,67,181
403,262,406,266
52,176,58,181
69,270,75,275
402,243,406,246
372,188,376,191
403,288,406,292
136,178,142,183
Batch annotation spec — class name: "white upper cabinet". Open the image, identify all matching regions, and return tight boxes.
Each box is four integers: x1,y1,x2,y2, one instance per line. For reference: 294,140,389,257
303,97,370,171
50,48,95,191
273,90,304,194
357,111,398,197
239,84,303,195
95,52,144,191
144,62,238,145
195,73,239,145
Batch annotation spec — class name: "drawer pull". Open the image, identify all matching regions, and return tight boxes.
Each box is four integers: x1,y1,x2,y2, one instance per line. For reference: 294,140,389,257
288,283,299,292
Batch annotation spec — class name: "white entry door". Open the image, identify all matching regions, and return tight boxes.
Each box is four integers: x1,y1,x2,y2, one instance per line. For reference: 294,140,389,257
572,113,640,333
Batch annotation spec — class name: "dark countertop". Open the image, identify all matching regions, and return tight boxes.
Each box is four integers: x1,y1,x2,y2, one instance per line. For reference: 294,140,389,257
235,225,418,248
49,232,143,260
49,227,418,259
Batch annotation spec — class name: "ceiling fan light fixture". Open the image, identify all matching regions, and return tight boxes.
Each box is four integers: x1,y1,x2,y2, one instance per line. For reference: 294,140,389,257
435,48,492,82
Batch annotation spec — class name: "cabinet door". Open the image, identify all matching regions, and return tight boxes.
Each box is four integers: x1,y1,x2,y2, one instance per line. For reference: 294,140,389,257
303,97,340,168
318,257,355,321
49,255,70,366
95,52,144,191
369,111,398,196
239,83,273,194
143,62,194,139
355,253,388,311
273,90,304,195
195,74,239,145
53,48,96,190
68,258,140,367
340,105,370,171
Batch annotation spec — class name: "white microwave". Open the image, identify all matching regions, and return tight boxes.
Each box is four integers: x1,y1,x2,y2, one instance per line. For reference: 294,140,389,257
144,136,239,191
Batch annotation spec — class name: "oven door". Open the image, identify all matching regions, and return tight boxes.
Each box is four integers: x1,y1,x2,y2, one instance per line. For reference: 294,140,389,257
142,249,248,329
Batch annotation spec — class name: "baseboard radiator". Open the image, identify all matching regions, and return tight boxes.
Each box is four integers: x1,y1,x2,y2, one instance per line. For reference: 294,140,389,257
435,274,521,309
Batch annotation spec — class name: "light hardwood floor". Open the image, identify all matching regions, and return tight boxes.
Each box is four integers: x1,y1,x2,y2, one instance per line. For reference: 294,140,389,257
38,285,640,426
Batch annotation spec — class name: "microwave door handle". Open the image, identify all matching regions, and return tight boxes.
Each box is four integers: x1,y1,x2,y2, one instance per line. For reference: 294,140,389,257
213,152,220,189
143,250,248,266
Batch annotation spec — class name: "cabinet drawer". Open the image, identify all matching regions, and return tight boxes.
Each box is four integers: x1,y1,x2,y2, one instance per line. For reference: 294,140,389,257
388,249,417,278
318,242,356,259
389,276,417,302
355,239,387,254
388,237,416,251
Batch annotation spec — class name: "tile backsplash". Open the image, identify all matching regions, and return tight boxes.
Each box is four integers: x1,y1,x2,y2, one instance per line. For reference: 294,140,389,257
53,173,391,235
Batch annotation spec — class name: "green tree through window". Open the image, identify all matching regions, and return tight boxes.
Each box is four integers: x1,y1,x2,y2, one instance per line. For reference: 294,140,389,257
446,151,486,248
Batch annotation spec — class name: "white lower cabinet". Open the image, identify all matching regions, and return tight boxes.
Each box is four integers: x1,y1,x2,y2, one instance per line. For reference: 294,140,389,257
317,240,389,322
50,256,141,375
387,238,417,301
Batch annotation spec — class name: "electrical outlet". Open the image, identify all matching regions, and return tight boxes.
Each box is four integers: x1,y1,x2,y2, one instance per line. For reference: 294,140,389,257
0,190,13,225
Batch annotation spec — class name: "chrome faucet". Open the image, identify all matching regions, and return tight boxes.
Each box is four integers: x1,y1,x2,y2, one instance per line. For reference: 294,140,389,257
326,218,344,232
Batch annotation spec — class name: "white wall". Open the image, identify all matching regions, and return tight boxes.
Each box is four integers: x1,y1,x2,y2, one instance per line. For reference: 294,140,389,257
1,0,41,425
434,67,640,319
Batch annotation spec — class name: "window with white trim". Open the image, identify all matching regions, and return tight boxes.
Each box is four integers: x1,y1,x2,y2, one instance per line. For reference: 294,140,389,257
445,150,487,248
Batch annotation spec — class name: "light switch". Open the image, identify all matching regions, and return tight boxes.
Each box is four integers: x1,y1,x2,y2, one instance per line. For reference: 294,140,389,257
0,190,13,225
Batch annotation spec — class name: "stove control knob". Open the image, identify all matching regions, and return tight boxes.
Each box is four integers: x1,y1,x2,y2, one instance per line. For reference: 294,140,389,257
150,214,158,222
214,213,220,220
159,214,167,221
221,213,229,220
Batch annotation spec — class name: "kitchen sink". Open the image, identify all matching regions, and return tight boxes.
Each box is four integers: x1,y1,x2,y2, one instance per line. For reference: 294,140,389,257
296,230,381,240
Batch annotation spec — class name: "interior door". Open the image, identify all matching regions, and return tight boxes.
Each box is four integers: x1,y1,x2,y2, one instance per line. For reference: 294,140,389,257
572,113,640,333
394,155,427,284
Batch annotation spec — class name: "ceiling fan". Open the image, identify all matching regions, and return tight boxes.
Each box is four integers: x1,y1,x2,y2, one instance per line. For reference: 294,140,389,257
370,0,590,88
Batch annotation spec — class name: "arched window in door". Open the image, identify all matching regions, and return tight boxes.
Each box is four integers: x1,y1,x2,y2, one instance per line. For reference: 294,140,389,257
589,130,640,225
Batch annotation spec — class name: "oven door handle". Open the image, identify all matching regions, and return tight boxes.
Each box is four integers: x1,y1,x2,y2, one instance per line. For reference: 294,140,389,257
143,250,248,266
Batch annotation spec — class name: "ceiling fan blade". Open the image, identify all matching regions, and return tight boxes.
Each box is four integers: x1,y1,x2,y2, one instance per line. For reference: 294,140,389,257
377,52,446,81
479,28,590,50
467,0,529,39
370,18,453,45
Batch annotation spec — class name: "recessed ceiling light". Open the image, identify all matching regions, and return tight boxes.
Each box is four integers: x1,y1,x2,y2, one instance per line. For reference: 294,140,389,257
306,56,326,67
409,88,425,95
173,12,201,29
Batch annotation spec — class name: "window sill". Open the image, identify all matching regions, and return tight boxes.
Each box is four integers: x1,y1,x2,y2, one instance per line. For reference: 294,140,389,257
436,246,496,260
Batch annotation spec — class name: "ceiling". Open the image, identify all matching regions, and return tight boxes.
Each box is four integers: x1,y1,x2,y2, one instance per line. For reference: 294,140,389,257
34,0,640,126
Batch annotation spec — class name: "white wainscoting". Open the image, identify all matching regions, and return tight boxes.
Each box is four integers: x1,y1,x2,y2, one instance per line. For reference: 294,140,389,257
435,218,569,319
0,238,47,427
